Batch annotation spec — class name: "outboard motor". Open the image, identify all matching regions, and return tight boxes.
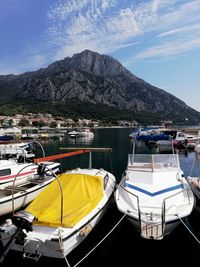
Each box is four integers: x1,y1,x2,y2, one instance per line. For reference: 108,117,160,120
12,210,35,232
0,211,35,263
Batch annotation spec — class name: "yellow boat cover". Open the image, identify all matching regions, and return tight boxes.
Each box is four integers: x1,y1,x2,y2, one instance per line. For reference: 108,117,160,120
26,173,103,228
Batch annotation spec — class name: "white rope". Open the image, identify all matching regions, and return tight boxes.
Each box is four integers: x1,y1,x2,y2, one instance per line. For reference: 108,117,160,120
64,255,71,267
63,212,127,267
178,216,200,245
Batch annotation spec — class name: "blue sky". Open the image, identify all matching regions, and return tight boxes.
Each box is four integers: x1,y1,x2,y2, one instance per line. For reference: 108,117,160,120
0,0,199,112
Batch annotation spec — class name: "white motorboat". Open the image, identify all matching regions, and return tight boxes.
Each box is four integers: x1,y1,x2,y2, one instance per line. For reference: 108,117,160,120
68,128,94,138
174,131,200,148
0,159,60,185
158,130,200,149
115,152,194,240
0,161,61,216
0,159,38,185
0,139,60,185
0,142,35,162
0,149,116,262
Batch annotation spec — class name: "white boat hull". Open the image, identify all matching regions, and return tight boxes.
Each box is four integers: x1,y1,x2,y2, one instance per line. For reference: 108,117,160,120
0,168,116,259
0,161,60,216
125,213,180,238
0,176,55,216
115,153,195,240
0,161,60,185
6,201,110,259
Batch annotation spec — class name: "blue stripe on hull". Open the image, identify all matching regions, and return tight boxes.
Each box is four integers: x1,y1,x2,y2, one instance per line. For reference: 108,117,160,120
125,183,184,197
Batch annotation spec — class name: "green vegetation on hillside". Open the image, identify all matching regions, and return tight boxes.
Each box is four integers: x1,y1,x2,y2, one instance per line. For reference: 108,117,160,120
0,99,198,125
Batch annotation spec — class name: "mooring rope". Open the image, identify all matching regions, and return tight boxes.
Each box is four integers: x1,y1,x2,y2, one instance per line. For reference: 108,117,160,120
63,212,127,267
64,255,71,267
178,216,200,245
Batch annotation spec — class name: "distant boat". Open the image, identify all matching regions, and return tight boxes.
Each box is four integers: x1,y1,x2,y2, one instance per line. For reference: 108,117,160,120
129,127,170,142
0,142,35,161
130,129,200,149
186,144,200,201
159,130,200,148
115,150,194,240
0,127,21,141
187,177,200,201
68,128,94,138
0,135,13,141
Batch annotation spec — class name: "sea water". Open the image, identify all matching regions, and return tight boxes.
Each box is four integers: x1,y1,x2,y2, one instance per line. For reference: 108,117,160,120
1,127,200,266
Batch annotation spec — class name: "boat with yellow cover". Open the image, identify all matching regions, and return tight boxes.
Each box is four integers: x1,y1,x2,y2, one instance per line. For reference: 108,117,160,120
0,167,116,261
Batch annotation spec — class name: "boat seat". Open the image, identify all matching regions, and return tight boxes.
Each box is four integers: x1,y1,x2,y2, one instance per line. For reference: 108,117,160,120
28,177,45,184
3,185,28,192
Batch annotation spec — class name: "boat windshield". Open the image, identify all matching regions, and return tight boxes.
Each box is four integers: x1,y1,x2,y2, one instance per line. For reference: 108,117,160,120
127,154,180,172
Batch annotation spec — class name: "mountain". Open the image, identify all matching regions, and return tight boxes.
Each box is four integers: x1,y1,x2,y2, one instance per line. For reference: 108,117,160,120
0,49,199,125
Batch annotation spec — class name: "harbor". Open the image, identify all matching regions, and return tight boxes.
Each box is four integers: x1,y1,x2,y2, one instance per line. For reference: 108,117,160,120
0,127,200,266
1,1,200,265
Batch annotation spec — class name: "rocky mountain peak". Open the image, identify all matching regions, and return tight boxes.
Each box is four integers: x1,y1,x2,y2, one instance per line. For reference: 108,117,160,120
47,49,130,78
69,49,128,77
0,49,199,125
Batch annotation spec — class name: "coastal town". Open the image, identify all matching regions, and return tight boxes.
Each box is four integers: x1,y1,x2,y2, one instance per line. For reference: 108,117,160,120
0,112,139,130
0,113,140,141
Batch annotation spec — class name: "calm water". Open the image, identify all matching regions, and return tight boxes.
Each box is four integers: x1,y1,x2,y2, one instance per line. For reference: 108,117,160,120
2,128,200,266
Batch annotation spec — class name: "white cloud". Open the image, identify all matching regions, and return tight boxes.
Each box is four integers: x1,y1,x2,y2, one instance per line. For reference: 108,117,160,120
135,37,200,59
47,0,90,20
3,0,200,73
158,23,200,37
106,8,140,39
45,0,156,60
44,0,200,63
157,0,200,27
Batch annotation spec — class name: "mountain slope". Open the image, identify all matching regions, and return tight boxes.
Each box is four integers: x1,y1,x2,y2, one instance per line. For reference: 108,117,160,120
0,49,199,125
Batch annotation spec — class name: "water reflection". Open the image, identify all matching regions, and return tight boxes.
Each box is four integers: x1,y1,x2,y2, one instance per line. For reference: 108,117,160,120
67,135,95,145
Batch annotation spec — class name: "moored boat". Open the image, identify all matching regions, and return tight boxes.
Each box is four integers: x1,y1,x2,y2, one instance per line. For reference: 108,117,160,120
0,159,60,185
68,128,94,138
186,144,200,201
115,151,194,240
0,148,116,262
0,142,35,161
0,161,61,216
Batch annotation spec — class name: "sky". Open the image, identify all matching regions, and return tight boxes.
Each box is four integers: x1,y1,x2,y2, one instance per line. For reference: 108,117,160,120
0,0,199,112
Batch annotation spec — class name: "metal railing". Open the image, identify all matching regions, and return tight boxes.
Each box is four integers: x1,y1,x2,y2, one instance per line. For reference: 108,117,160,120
118,176,192,239
118,175,141,230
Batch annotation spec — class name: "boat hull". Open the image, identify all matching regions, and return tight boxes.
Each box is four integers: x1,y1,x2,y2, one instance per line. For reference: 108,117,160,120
0,168,116,259
3,200,110,259
126,213,181,239
115,153,195,240
0,177,55,216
